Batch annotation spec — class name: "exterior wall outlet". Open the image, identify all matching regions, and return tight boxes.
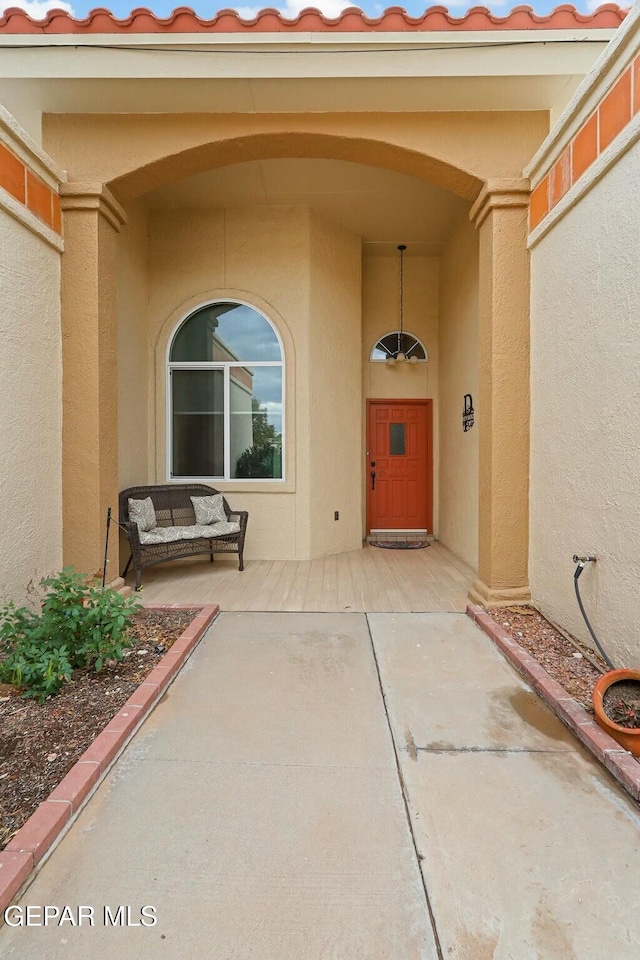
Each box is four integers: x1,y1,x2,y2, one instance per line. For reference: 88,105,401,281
334,511,339,521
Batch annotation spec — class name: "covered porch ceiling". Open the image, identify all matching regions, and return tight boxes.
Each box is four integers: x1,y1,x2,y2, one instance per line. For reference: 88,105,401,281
144,157,470,256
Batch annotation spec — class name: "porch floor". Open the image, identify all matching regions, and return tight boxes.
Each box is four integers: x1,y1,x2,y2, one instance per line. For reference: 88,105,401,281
127,540,475,612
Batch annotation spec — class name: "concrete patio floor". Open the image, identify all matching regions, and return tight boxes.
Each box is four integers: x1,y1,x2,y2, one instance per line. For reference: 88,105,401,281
2,612,640,958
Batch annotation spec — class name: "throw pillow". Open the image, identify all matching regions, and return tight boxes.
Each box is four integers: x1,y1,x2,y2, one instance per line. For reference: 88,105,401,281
191,493,227,525
128,496,157,533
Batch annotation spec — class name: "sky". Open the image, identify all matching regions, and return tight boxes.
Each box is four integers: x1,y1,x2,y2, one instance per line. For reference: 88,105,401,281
1,0,608,23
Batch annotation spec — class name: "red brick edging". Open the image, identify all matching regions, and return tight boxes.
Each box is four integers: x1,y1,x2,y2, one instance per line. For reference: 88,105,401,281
467,603,640,803
0,603,218,915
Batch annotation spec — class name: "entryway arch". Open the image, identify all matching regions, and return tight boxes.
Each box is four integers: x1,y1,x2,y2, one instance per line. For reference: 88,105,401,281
58,119,532,606
107,130,483,204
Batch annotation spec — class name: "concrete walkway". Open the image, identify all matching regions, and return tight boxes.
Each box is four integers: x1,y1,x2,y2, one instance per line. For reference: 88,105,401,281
3,612,640,958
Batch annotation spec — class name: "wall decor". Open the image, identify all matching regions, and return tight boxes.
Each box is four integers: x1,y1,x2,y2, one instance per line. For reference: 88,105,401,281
463,394,474,432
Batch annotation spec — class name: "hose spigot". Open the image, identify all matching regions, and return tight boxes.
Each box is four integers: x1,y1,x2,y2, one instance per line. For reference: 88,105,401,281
573,555,596,581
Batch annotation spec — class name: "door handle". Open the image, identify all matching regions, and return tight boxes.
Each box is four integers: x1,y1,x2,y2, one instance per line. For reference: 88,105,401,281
370,470,376,491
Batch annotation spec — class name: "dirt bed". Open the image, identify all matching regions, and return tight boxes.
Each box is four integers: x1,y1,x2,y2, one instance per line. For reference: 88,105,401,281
491,606,605,710
0,608,199,850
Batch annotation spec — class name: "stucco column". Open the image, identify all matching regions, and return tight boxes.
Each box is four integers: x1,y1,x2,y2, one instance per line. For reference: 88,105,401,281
468,179,531,607
59,183,126,579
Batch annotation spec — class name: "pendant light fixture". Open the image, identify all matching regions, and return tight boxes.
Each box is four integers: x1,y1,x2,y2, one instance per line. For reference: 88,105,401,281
387,244,418,365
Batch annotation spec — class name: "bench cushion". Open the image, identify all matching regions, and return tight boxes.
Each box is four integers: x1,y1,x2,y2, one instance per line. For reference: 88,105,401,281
139,521,240,546
128,496,157,533
191,494,227,525
198,521,241,538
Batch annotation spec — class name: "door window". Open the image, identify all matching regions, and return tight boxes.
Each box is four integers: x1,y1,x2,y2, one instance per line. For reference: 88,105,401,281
389,422,406,456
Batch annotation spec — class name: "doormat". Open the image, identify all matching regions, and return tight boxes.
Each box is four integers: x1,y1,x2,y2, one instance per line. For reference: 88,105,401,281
369,540,430,550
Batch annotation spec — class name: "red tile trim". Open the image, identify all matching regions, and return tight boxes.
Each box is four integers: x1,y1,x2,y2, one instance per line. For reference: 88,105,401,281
0,140,61,234
0,603,219,917
530,51,640,233
529,175,550,230
466,604,640,803
0,142,26,203
571,112,598,182
598,65,632,151
51,193,61,233
26,169,53,226
549,145,572,207
0,5,628,34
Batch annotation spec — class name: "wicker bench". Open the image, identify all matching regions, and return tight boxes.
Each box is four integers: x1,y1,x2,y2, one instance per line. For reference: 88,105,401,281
119,484,248,590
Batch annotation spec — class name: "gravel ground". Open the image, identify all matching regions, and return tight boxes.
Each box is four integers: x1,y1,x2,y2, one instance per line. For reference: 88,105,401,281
491,606,605,710
0,608,199,850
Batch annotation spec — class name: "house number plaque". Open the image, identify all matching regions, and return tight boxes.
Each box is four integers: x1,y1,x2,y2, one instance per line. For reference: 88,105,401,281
462,394,474,432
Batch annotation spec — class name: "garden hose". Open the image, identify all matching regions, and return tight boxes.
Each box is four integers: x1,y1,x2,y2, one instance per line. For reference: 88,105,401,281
572,556,615,671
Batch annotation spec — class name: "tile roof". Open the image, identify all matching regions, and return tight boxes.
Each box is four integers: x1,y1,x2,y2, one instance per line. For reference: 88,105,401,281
0,4,628,35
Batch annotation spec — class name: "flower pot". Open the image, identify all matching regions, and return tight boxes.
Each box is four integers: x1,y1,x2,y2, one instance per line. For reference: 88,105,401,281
593,668,640,757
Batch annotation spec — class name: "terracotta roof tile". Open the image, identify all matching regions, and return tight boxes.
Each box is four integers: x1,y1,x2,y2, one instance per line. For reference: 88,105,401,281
0,4,629,35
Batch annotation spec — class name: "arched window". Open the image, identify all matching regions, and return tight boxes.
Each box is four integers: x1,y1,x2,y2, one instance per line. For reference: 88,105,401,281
168,301,284,481
370,332,427,362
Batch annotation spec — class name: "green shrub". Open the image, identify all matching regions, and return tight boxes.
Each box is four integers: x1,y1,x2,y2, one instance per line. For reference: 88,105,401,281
0,568,141,702
235,443,281,479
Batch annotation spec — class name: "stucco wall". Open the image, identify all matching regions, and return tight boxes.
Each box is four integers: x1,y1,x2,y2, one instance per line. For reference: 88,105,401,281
0,209,62,600
309,212,362,556
147,203,364,560
149,205,304,560
362,252,439,533
43,111,549,205
117,199,149,490
529,138,640,666
438,216,479,570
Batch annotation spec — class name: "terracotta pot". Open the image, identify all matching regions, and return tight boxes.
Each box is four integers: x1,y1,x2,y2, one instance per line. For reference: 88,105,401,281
593,669,640,757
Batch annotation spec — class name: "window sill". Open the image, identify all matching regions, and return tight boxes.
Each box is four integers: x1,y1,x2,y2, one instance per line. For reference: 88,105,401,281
165,478,295,495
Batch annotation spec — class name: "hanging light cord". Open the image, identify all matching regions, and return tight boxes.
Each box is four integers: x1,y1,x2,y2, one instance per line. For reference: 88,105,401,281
398,243,406,357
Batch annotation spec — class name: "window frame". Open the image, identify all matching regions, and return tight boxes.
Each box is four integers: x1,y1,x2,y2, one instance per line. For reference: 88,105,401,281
166,299,286,484
370,331,428,363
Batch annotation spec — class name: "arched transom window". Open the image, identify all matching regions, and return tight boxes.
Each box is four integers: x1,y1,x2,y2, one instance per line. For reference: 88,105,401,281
370,332,427,362
168,301,284,481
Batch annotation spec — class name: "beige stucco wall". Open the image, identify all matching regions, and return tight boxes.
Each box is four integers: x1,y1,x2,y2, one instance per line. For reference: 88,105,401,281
309,212,362,556
438,216,479,570
117,199,149,490
0,209,62,600
362,252,439,533
149,205,303,560
529,137,640,666
146,203,363,560
43,111,549,205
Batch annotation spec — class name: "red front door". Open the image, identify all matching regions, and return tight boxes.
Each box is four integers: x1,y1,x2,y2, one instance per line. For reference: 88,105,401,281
366,400,432,533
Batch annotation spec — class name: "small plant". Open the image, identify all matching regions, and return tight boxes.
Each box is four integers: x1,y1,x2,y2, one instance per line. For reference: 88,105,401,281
602,678,640,730
607,699,640,729
0,568,141,702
